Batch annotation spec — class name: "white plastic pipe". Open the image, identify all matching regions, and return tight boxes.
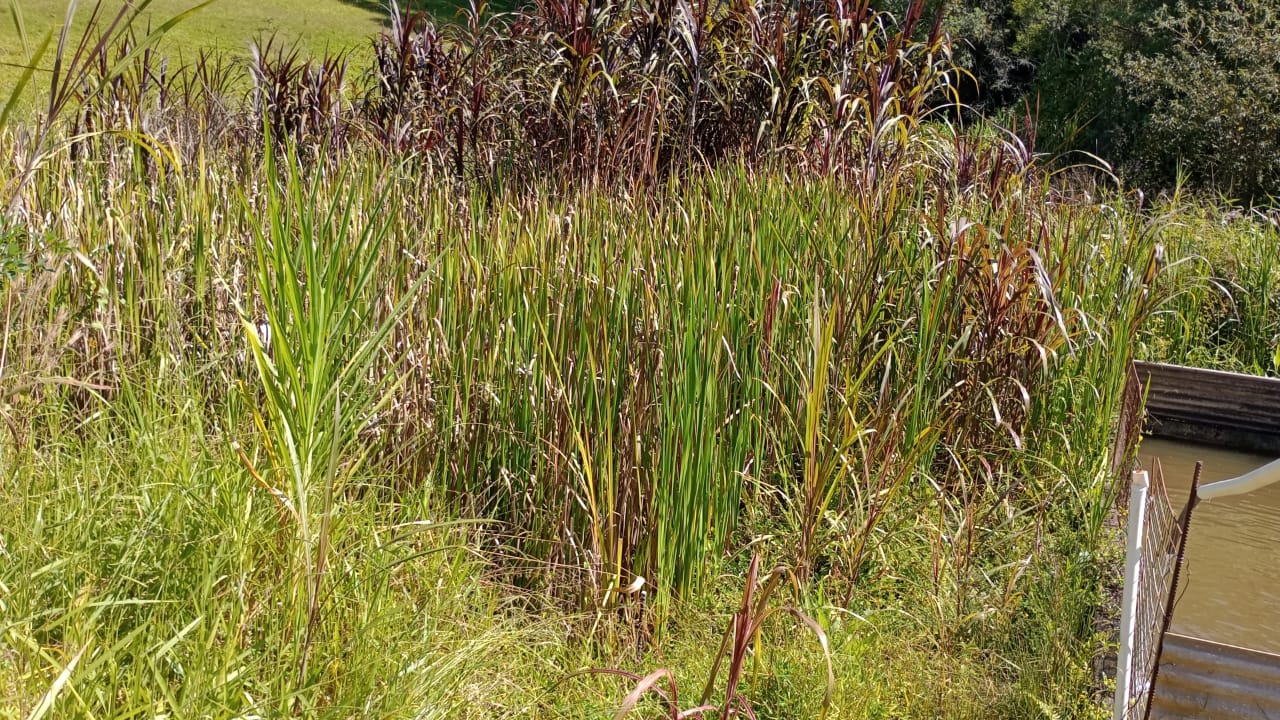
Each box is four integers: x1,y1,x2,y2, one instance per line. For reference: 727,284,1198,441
1198,456,1280,500
1114,470,1150,720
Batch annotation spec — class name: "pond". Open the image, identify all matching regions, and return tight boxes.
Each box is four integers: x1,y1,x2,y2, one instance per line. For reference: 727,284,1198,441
1139,437,1280,654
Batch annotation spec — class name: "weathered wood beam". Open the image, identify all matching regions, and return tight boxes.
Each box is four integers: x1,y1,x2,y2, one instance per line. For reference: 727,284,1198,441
1135,361,1280,454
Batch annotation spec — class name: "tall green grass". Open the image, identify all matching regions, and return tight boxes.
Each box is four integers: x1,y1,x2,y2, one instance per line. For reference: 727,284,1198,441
1,132,1172,715
1,0,1247,717
1139,200,1280,374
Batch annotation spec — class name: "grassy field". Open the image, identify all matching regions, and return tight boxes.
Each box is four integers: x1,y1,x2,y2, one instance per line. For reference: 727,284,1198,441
0,0,469,90
2,1,1278,718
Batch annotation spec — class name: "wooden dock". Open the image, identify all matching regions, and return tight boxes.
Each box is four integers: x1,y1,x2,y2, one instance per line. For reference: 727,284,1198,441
1135,361,1280,454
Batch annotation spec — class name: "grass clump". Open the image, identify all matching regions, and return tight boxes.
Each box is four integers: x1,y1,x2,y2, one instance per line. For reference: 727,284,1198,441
0,151,1162,717
1137,197,1280,374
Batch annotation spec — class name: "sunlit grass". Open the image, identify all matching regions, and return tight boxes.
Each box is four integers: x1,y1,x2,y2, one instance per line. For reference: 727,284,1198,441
3,0,1271,717
0,0,486,92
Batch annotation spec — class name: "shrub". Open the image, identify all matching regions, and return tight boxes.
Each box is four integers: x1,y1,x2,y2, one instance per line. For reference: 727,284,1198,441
1117,0,1280,199
916,0,1280,199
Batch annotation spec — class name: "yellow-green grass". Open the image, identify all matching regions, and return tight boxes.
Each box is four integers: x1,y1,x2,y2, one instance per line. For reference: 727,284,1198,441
1,129,1155,715
0,0,474,92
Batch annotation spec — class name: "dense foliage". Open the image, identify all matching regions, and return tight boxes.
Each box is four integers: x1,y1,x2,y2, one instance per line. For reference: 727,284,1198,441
2,1,1278,718
924,0,1280,199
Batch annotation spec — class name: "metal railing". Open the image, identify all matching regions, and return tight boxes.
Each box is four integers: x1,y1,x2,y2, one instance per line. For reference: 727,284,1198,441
1114,463,1189,720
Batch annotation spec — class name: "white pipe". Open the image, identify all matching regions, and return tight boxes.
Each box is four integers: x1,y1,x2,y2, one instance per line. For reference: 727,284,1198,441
1115,470,1150,720
1198,456,1280,500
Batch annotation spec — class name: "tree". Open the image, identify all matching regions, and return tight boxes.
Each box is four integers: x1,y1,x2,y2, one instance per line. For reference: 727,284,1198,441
915,0,1280,198
1117,0,1280,198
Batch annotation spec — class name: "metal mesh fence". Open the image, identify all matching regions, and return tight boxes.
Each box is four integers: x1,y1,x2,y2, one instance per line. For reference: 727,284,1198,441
1120,459,1182,720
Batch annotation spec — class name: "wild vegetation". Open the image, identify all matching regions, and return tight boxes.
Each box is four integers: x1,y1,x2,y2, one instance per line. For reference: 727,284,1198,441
921,0,1280,199
1,0,1277,718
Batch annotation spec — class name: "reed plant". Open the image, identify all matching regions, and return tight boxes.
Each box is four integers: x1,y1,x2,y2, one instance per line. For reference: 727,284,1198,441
3,161,1169,718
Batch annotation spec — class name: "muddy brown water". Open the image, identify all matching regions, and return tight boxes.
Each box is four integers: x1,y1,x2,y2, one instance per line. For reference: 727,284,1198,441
1138,437,1280,654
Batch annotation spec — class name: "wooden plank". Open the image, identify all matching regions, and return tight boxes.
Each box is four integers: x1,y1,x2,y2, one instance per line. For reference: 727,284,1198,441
1151,633,1280,719
1135,361,1280,454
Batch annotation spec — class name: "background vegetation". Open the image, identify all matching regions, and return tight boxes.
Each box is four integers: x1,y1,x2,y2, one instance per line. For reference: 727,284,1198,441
7,0,1277,197
0,0,470,90
921,0,1280,199
2,1,1278,719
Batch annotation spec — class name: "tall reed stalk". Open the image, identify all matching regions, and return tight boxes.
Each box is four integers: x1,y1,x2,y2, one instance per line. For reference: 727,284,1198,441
237,147,420,690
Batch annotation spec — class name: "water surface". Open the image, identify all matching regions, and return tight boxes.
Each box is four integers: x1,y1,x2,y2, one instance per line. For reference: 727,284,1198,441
1138,437,1280,653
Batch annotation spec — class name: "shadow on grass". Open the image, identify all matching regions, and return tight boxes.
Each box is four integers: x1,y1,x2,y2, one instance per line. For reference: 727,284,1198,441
337,0,518,24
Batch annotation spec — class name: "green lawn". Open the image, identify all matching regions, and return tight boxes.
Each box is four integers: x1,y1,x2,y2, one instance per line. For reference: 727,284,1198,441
0,0,471,92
